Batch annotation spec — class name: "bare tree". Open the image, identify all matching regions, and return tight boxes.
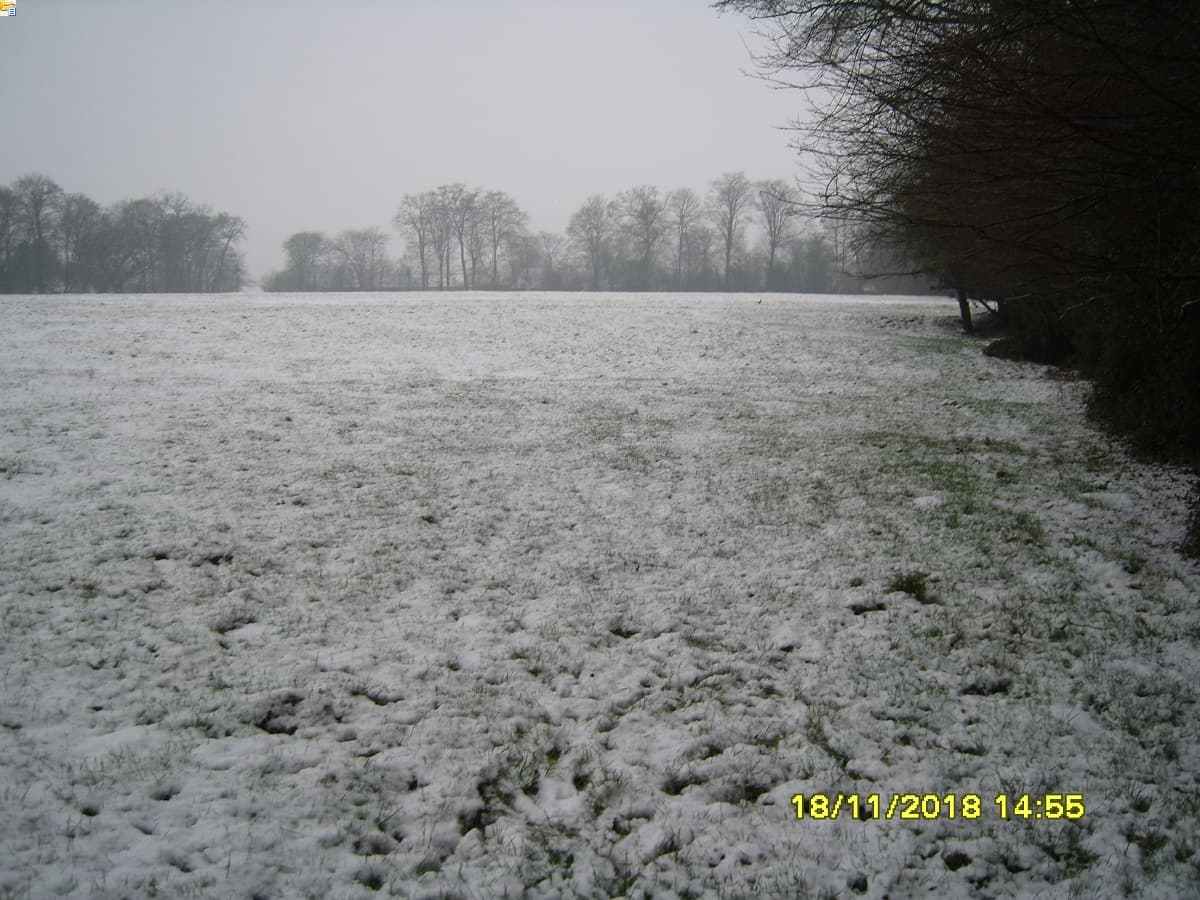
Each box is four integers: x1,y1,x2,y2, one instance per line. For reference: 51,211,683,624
14,174,63,292
480,191,528,288
757,179,797,290
394,192,437,289
332,227,388,291
615,185,667,290
207,214,246,291
56,193,100,292
538,231,566,289
717,0,1200,324
504,231,537,290
568,194,613,291
467,213,486,290
282,231,328,292
0,186,18,289
690,225,718,288
4,179,244,294
429,186,457,289
667,188,702,288
155,192,188,291
708,172,754,287
119,197,163,291
91,201,145,291
436,184,477,289
144,193,245,293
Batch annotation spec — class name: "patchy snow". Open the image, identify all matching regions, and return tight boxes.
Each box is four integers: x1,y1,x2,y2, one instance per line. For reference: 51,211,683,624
1,291,1197,898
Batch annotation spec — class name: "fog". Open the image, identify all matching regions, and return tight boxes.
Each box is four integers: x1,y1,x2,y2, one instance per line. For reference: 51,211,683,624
0,0,802,280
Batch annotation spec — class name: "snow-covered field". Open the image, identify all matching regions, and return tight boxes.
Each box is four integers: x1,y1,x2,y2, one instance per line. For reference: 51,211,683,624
1,291,1197,899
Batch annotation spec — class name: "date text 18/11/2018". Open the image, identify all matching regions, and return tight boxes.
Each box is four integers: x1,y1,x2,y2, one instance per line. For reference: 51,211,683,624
791,793,1086,821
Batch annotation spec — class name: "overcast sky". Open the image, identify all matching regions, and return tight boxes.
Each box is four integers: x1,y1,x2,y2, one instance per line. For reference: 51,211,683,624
0,0,804,281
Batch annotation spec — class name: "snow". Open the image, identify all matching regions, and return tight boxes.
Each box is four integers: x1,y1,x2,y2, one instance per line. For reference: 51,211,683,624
1,291,1197,898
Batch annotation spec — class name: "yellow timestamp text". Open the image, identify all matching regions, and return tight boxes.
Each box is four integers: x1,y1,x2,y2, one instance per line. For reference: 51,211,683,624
791,793,1086,821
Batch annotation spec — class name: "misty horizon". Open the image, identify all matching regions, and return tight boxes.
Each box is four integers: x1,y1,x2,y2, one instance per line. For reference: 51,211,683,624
0,0,805,281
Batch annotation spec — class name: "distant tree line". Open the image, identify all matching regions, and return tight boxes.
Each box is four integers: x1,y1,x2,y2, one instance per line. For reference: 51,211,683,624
0,174,246,293
718,0,1200,549
264,174,928,294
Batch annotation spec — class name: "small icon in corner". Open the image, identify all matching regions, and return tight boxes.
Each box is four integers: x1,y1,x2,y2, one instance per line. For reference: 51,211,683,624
0,0,15,16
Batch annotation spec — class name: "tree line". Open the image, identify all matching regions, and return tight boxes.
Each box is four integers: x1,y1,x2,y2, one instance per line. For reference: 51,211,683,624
1,169,926,297
264,174,927,294
717,0,1200,548
0,174,246,294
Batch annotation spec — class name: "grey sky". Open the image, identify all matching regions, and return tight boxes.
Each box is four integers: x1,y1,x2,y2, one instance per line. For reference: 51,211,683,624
0,0,803,281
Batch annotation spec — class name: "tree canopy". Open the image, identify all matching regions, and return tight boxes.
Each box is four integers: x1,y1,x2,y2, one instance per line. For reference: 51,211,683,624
0,175,245,294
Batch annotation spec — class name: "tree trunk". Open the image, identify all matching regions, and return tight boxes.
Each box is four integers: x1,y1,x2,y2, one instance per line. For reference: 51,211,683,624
490,227,500,288
956,286,974,334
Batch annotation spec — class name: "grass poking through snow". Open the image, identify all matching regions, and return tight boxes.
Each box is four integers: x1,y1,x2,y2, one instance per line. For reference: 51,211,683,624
0,291,1197,898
